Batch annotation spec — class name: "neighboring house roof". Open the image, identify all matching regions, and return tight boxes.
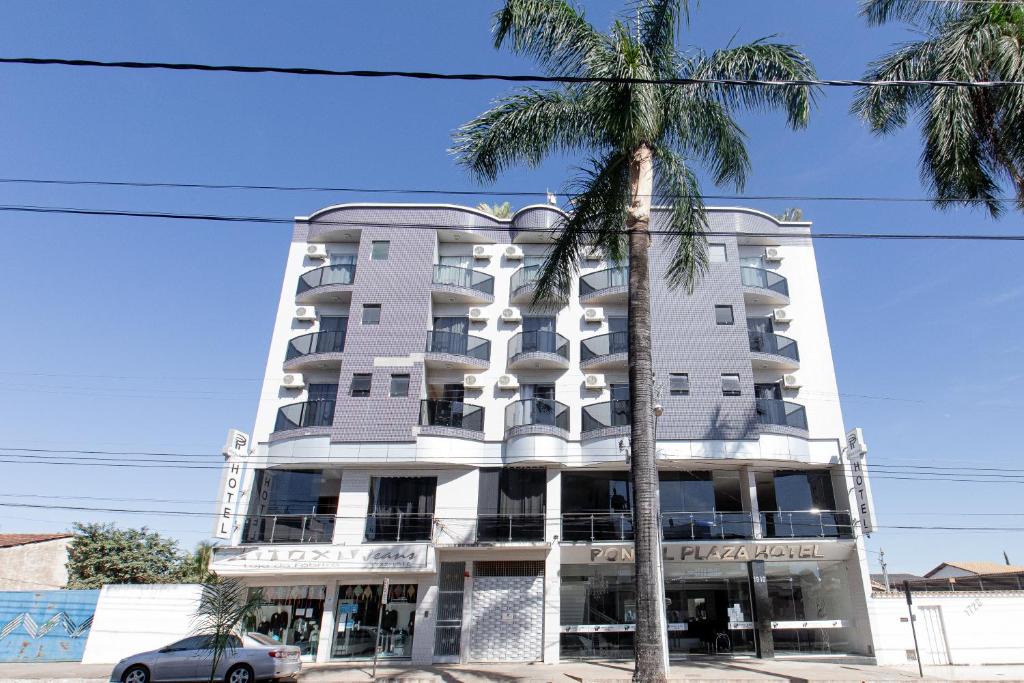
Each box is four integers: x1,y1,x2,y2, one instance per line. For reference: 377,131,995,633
870,573,923,588
924,561,1024,578
0,533,72,549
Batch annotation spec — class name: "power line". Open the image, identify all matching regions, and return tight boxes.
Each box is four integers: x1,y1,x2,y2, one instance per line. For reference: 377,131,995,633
2,56,1024,89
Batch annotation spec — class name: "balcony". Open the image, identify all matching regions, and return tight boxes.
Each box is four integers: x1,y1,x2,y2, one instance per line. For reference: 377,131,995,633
562,512,634,541
761,510,853,539
274,399,335,433
748,330,800,372
419,399,485,437
756,398,808,432
431,264,494,304
364,511,434,542
240,514,336,544
509,265,541,303
579,267,628,304
295,264,356,303
580,331,628,370
505,398,570,437
283,330,346,371
581,400,631,437
475,514,546,543
561,511,755,542
507,331,570,370
424,331,491,370
741,266,789,305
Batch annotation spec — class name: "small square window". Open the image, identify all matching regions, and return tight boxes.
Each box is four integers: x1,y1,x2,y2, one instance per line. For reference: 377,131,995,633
715,305,734,325
669,373,690,396
362,304,381,325
351,373,372,397
708,244,728,263
390,374,410,397
721,373,742,397
371,241,390,260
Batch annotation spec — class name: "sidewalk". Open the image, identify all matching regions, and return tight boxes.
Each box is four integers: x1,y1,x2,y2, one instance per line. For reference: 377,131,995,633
3,660,1024,683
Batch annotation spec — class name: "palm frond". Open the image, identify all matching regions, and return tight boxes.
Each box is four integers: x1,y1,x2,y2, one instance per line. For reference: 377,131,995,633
493,0,606,76
193,576,265,683
850,39,938,134
859,0,958,27
653,147,709,291
635,0,690,76
664,89,751,189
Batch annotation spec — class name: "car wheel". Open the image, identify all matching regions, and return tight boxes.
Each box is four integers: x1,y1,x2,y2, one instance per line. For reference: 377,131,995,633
123,665,149,683
226,664,254,683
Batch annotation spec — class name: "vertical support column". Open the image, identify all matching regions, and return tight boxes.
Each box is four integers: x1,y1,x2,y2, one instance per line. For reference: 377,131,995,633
748,560,774,658
316,580,337,663
740,465,762,539
411,574,439,664
459,561,474,663
543,468,562,664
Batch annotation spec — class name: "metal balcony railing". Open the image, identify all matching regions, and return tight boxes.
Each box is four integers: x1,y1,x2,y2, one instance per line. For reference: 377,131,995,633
562,512,635,541
581,400,631,433
285,330,346,361
580,267,629,296
364,511,434,542
274,399,335,432
755,399,808,430
510,265,540,296
240,513,336,544
432,264,494,295
296,264,356,294
475,513,546,543
426,331,491,361
580,331,629,362
740,266,789,296
661,512,755,540
419,399,484,432
508,330,569,361
748,330,799,362
761,510,853,539
505,398,570,432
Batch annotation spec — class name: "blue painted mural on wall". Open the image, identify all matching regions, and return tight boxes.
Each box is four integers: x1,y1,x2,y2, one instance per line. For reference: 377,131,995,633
0,590,99,662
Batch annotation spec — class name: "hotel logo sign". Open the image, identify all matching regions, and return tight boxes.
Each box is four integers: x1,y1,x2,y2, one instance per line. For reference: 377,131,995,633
213,428,249,540
845,427,876,534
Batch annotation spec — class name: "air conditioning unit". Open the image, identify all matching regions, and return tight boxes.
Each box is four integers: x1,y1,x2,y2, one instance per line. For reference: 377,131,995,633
306,244,328,260
468,307,489,322
782,374,801,389
764,247,783,262
281,373,305,389
294,306,317,322
463,374,484,388
504,245,524,260
584,247,602,261
496,374,519,390
583,307,605,322
584,374,607,390
500,307,522,322
472,244,491,260
772,308,791,323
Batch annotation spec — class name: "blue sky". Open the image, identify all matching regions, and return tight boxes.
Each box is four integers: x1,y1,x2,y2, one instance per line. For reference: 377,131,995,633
0,1,1020,576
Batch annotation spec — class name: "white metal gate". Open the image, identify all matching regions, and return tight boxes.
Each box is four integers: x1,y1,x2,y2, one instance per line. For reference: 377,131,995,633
918,606,951,665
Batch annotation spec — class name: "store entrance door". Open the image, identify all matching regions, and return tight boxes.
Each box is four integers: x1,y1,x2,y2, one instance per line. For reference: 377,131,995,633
664,566,756,657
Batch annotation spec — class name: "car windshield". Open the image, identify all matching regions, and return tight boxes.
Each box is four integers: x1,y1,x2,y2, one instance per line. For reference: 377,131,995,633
245,632,278,647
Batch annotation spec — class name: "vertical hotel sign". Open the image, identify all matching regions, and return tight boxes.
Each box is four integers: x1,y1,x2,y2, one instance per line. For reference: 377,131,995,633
213,428,249,539
845,427,876,534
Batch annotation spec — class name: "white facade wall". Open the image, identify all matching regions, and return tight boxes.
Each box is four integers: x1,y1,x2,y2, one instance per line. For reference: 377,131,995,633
0,538,70,591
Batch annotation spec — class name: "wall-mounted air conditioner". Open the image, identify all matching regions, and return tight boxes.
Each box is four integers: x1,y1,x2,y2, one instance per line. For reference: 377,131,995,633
281,373,305,389
764,247,783,262
463,374,484,389
468,307,489,322
496,374,519,390
500,307,522,322
306,244,328,260
473,245,491,260
504,245,524,260
583,307,605,322
294,306,317,322
782,374,801,389
584,374,607,390
772,309,791,323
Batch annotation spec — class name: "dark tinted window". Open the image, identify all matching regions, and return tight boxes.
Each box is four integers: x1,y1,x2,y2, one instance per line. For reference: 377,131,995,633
371,241,390,260
715,305,734,325
721,374,741,396
351,374,372,397
669,374,689,396
362,304,381,325
390,374,410,397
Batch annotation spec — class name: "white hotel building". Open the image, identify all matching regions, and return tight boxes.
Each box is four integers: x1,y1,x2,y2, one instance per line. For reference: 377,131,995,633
209,202,876,664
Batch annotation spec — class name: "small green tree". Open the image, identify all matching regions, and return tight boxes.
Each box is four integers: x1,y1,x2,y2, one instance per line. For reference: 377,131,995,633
66,522,185,588
181,541,216,584
193,576,265,683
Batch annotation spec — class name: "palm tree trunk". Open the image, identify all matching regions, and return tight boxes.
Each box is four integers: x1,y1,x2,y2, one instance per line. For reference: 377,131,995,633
626,143,668,683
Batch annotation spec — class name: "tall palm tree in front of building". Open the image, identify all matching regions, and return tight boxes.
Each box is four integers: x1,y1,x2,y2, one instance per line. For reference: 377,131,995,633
853,0,1024,216
452,1,816,679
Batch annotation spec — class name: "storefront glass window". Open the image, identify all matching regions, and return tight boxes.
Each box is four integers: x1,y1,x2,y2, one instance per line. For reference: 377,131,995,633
766,561,855,654
560,564,636,658
332,583,418,659
246,585,325,660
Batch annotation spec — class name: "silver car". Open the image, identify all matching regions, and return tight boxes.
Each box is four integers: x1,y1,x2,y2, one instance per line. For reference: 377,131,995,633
109,633,301,683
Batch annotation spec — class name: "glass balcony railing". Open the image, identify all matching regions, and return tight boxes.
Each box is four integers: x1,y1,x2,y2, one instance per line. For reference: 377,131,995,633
741,266,788,297
432,264,494,295
296,264,356,294
661,512,754,540
241,513,336,544
581,400,631,433
285,330,346,361
580,266,628,296
425,331,490,360
508,331,569,361
510,265,541,296
580,331,628,363
475,514,545,543
274,399,336,432
505,398,570,432
419,399,484,432
562,512,635,541
748,330,799,362
755,398,808,430
761,510,853,539
364,511,434,542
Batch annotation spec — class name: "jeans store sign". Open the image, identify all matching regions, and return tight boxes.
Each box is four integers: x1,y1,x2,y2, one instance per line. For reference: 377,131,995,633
211,544,434,573
563,541,854,564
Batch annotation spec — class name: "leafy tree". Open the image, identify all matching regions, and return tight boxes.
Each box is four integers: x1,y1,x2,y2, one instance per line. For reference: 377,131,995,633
193,576,265,683
181,541,216,584
452,2,815,679
477,201,514,218
66,522,185,588
853,0,1024,216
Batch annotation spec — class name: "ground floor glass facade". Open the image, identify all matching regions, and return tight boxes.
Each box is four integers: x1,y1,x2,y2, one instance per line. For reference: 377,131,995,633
331,583,419,659
246,585,325,660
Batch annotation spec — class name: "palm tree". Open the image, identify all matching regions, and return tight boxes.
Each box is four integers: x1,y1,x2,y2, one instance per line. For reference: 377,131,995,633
477,201,514,218
181,541,215,583
193,575,265,683
452,2,816,679
852,0,1024,216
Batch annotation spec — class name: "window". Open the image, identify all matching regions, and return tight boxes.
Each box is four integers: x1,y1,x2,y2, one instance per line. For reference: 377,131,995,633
351,374,372,397
669,373,690,396
721,373,742,396
715,305,734,325
390,374,410,397
362,304,381,325
371,240,390,260
708,244,728,263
